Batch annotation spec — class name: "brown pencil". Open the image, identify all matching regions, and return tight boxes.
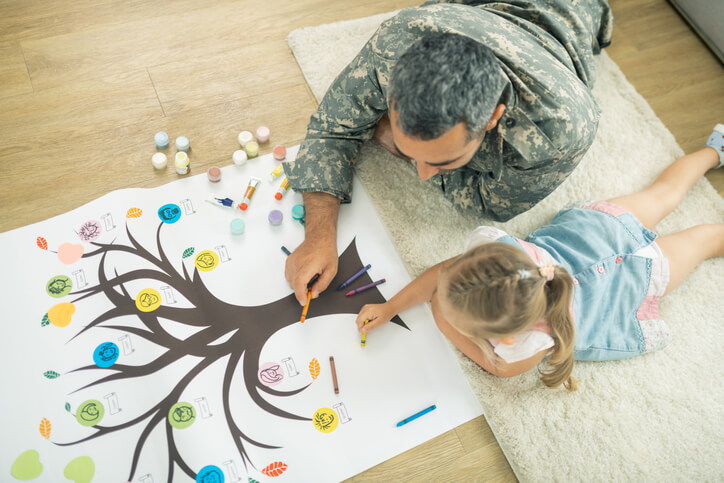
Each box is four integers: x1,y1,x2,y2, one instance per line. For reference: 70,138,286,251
329,356,339,394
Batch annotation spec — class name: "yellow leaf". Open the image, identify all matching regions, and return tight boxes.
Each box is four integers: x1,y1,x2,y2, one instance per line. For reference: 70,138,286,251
39,418,51,439
309,358,320,380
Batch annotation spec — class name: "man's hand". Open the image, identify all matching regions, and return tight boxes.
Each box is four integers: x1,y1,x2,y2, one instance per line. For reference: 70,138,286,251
285,192,341,305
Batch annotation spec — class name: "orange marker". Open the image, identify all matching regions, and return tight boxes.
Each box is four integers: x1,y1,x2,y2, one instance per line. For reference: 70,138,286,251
300,291,312,323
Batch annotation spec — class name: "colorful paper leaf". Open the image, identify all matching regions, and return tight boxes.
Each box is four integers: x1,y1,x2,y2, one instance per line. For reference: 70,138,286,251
126,207,143,218
261,461,288,477
182,247,195,259
65,402,71,412
36,237,48,250
41,314,50,327
39,418,51,439
249,479,260,483
309,358,320,380
43,370,60,380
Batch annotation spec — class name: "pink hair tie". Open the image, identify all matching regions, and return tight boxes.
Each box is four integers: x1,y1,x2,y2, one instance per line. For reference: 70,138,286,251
538,264,555,281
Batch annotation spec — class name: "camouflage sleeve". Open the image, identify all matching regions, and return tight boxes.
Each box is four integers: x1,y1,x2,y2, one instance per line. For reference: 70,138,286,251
436,137,594,222
285,38,389,203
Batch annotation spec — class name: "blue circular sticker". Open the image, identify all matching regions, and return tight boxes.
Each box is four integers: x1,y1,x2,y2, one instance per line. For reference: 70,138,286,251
158,204,181,224
196,465,224,483
93,342,119,368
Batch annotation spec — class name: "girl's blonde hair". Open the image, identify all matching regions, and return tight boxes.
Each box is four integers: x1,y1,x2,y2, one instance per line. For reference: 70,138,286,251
441,242,578,391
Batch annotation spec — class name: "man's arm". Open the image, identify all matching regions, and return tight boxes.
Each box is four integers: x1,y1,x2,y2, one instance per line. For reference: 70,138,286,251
285,192,340,305
283,31,391,299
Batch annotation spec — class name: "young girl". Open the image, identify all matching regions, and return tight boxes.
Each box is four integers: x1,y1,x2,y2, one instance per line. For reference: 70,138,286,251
356,127,724,391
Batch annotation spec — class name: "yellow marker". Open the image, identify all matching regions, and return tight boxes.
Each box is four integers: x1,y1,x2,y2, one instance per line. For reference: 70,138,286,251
361,319,369,347
300,291,312,323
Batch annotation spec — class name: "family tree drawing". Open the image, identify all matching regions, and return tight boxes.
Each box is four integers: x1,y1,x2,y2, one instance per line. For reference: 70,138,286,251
29,203,407,483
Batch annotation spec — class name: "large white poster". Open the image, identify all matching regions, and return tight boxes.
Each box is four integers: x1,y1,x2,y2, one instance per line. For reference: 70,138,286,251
0,145,482,483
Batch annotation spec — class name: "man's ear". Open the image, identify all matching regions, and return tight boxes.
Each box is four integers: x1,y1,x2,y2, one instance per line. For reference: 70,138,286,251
485,104,506,131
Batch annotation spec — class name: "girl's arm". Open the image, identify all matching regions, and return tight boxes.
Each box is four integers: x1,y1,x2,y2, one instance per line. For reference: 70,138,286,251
355,257,457,332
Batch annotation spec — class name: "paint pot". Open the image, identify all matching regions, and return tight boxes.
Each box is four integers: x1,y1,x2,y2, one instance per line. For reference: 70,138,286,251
175,151,190,175
207,166,222,183
245,141,259,158
154,132,169,149
230,219,245,235
291,204,305,221
175,136,190,152
233,150,248,166
268,210,283,226
256,126,270,143
273,145,286,161
238,131,253,147
152,152,167,170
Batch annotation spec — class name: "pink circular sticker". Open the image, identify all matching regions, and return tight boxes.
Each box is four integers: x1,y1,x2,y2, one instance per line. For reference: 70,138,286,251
258,362,284,387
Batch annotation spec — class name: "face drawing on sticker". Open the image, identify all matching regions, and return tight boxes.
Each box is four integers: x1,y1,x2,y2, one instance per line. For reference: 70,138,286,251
259,365,283,384
78,220,102,241
172,405,194,423
139,292,159,308
97,343,118,362
48,278,70,295
80,402,101,422
313,411,336,432
196,253,216,269
160,206,180,221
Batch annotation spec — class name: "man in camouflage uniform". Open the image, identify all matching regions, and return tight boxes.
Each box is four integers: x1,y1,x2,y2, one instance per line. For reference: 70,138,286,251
285,0,613,304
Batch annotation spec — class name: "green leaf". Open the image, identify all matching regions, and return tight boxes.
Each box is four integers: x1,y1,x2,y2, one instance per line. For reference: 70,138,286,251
182,247,195,259
41,313,50,327
43,370,60,379
249,479,260,483
65,402,71,412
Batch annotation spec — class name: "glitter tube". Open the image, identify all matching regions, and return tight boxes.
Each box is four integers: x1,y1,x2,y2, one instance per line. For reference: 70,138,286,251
238,177,261,211
274,177,290,200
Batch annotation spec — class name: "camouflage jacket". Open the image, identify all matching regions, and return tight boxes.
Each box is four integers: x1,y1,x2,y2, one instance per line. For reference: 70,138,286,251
285,0,613,221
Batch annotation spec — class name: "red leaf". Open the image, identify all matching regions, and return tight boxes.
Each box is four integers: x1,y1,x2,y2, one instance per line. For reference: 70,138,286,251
261,461,288,477
36,237,48,250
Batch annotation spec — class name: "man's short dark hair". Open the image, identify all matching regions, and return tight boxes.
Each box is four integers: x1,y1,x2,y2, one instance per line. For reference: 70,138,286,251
387,32,505,141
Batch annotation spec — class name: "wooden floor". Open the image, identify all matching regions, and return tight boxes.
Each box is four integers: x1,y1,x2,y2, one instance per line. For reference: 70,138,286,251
1,0,721,481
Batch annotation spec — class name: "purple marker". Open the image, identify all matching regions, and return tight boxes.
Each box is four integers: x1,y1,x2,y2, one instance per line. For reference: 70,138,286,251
337,264,372,291
345,278,386,296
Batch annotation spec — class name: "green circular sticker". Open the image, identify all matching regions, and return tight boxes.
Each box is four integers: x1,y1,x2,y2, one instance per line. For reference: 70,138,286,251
46,275,72,298
168,402,196,429
76,399,104,426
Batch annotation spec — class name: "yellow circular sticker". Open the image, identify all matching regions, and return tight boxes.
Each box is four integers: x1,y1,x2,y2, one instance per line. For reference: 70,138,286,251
194,250,219,272
48,302,76,327
312,407,339,434
135,288,161,312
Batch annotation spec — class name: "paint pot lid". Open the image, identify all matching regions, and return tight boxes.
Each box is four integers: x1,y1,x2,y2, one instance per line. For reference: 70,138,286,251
256,126,270,140
273,145,286,159
207,166,222,182
154,132,169,145
245,141,259,155
230,218,245,235
238,131,253,146
152,152,167,169
291,204,305,220
175,136,190,150
268,210,283,225
233,150,248,165
175,151,189,166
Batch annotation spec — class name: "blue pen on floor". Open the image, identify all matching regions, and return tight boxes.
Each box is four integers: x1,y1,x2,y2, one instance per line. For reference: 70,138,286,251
396,404,437,427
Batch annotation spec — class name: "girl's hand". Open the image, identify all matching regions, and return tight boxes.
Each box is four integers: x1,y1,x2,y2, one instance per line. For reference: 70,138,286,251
356,303,396,333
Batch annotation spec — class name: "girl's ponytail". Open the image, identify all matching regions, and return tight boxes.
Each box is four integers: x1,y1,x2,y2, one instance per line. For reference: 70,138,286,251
539,265,578,391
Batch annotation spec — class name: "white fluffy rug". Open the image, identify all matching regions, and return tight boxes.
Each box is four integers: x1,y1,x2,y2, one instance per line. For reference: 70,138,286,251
287,11,724,482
